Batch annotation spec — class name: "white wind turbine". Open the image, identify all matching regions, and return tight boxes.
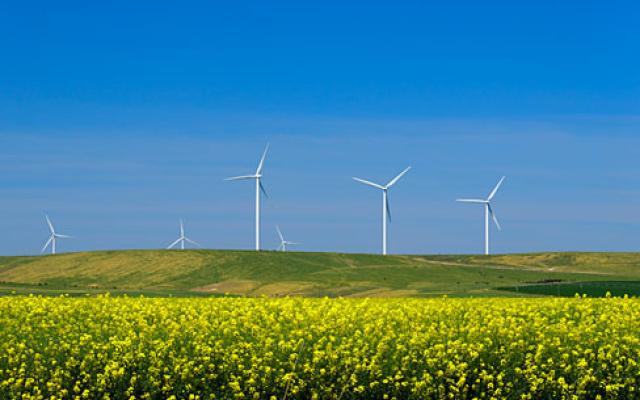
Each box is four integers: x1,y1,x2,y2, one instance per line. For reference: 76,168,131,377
225,144,270,251
353,166,411,255
167,219,200,250
276,225,298,252
41,215,72,255
456,176,506,255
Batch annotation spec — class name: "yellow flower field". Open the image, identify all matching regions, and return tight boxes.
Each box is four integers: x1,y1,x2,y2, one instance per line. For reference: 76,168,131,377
0,295,639,399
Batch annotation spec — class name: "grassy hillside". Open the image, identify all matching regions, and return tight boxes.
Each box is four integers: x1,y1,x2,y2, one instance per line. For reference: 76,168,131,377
1,250,639,297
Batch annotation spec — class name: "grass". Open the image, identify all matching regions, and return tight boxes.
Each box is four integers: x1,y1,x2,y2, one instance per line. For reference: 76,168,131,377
497,280,640,297
1,250,639,297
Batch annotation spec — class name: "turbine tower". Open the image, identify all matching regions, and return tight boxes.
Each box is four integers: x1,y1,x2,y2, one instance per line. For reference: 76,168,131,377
456,176,505,255
225,144,269,251
276,225,298,252
167,219,200,250
353,166,411,255
41,215,72,255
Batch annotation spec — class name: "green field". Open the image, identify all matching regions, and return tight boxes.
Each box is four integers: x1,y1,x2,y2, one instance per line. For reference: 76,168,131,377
1,250,640,297
498,280,640,297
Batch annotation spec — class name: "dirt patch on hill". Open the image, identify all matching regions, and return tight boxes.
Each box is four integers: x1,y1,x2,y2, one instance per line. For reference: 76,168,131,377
192,280,259,294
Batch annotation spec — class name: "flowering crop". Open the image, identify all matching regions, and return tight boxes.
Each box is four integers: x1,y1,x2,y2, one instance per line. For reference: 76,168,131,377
1,295,639,399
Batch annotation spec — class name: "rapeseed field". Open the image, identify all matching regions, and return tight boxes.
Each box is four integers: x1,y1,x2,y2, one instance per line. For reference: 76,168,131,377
1,295,638,399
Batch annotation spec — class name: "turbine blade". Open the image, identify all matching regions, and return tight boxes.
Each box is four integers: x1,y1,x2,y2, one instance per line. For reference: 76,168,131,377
45,215,54,233
456,199,486,203
167,238,181,249
386,166,411,188
224,175,256,181
488,204,502,231
352,177,384,190
259,181,269,198
180,219,184,236
286,241,299,245
41,236,53,253
256,144,269,175
55,234,72,239
185,237,200,246
386,196,392,222
487,176,506,201
276,225,284,241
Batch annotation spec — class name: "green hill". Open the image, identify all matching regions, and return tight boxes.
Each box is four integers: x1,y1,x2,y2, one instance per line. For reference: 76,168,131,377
1,250,639,297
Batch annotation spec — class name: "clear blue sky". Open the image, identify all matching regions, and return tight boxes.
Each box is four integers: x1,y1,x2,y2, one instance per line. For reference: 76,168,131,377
1,1,639,255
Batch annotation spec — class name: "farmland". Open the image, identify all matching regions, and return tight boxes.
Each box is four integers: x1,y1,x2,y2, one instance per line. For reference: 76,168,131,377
1,250,640,297
497,281,640,297
1,296,639,399
2,252,640,398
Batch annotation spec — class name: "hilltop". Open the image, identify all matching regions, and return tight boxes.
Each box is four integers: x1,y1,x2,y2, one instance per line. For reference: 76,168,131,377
1,250,639,297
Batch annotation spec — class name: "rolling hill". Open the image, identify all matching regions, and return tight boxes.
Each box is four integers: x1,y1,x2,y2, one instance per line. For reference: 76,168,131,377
1,250,639,297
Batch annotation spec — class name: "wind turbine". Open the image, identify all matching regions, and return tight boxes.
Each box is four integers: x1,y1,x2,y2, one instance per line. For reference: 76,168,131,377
353,166,411,255
456,176,505,255
41,215,72,255
276,225,298,252
167,219,200,250
225,144,270,251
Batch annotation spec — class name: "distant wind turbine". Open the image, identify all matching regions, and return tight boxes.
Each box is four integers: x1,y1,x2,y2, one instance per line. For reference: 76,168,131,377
456,176,506,255
41,215,72,255
167,219,200,250
225,144,270,251
276,225,298,252
353,166,411,255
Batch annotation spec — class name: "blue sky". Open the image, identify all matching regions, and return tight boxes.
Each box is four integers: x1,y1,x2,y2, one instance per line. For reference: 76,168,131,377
0,1,639,255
